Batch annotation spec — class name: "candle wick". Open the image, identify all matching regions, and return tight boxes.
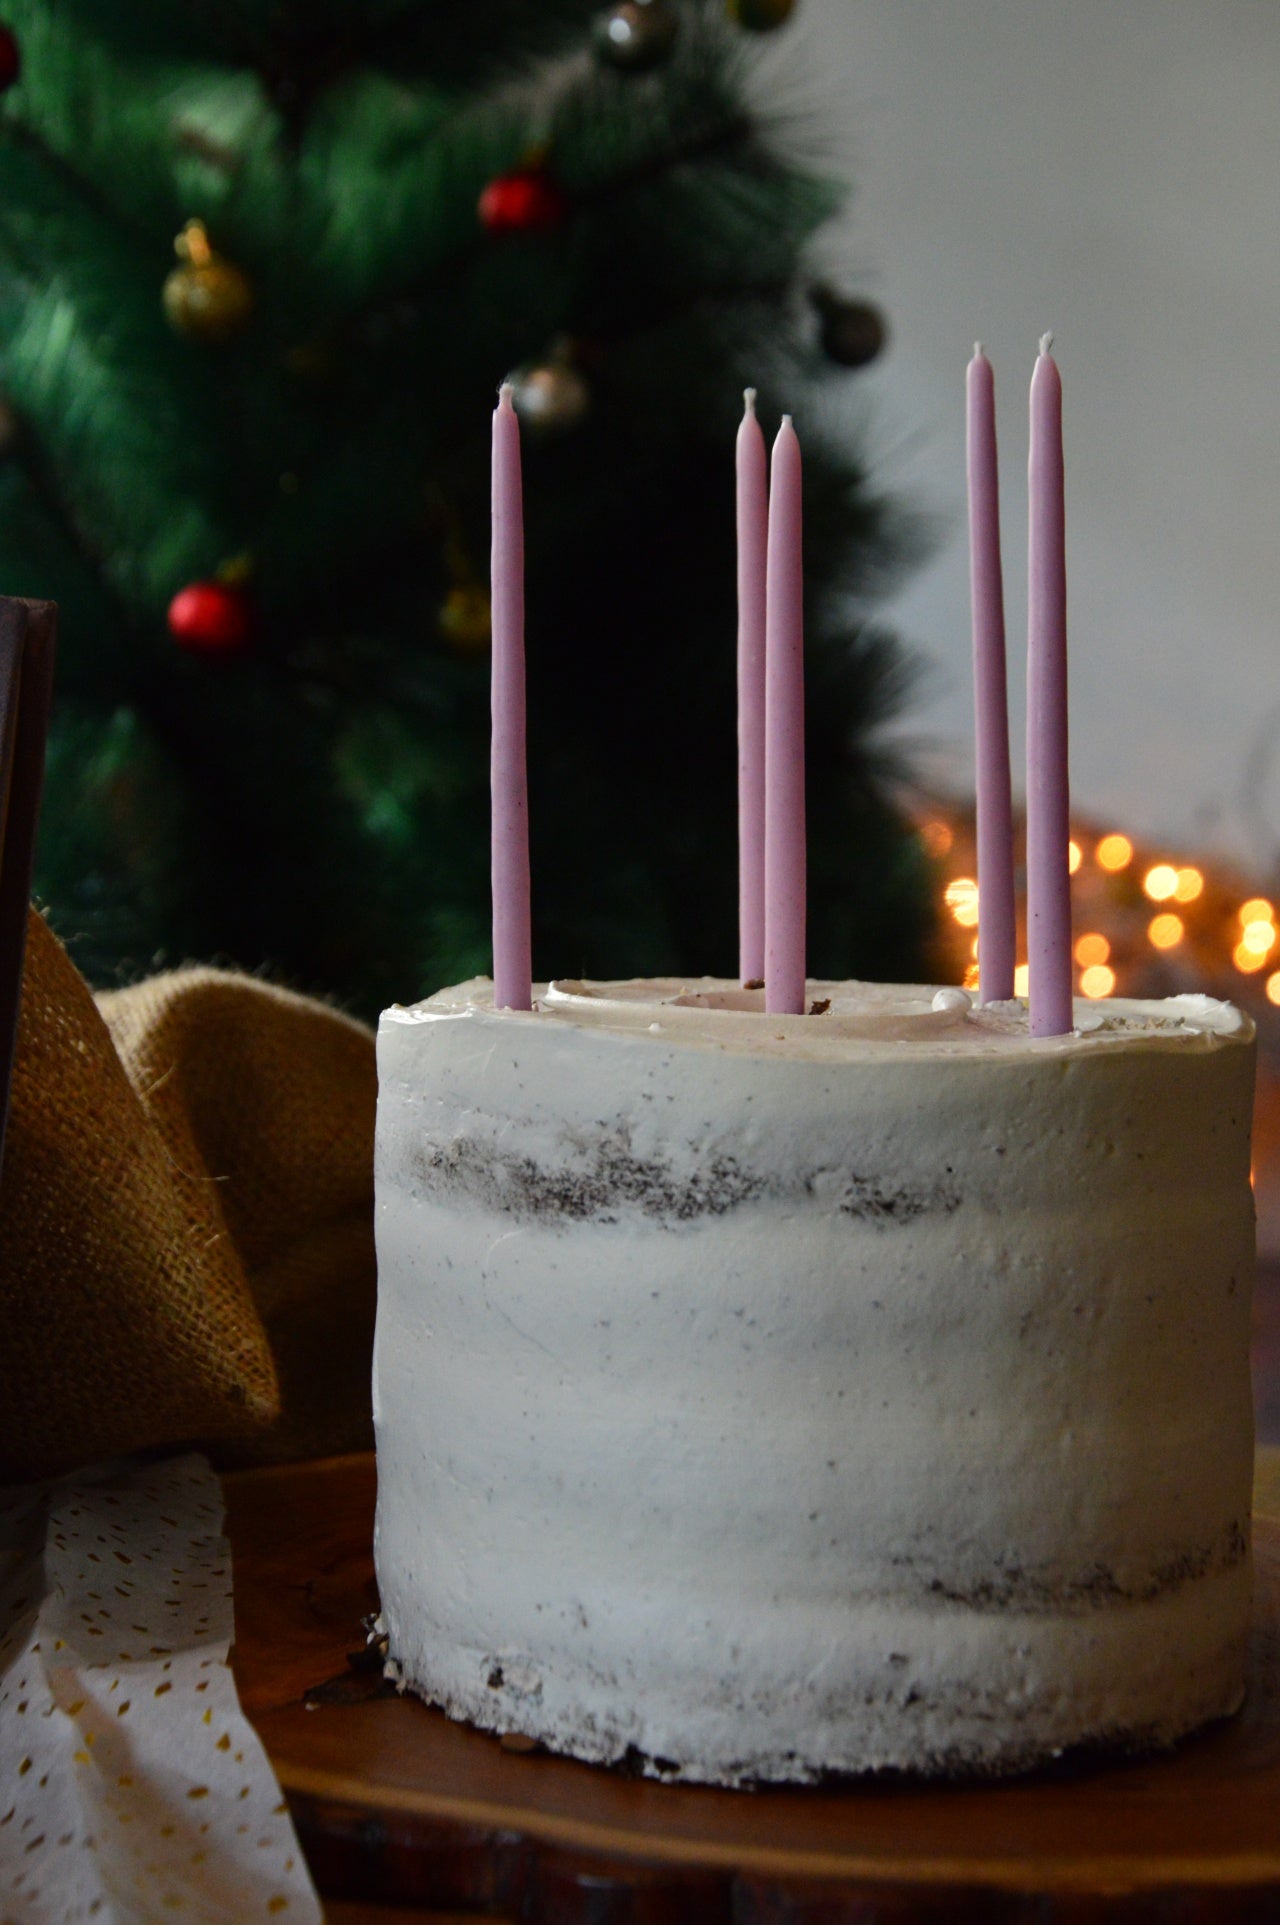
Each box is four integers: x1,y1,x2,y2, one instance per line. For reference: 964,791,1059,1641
973,340,984,359
1039,331,1054,356
781,412,794,427
743,387,757,415
497,380,515,407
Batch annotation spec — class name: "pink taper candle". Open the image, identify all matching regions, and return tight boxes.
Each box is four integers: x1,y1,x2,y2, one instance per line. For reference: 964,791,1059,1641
764,414,806,1015
1026,335,1072,1037
966,345,1015,1004
491,382,532,1011
737,388,768,984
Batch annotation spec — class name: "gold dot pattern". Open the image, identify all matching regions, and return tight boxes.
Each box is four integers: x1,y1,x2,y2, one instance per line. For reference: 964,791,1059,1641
0,1454,320,1920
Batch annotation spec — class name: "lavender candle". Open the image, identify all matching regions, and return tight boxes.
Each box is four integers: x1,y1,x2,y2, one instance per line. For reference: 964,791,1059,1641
737,389,768,985
966,345,1015,1004
490,383,532,1011
764,415,806,1016
1026,336,1072,1037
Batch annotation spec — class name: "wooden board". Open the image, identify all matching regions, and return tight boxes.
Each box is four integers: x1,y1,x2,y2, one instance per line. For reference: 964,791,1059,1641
225,1452,1280,1920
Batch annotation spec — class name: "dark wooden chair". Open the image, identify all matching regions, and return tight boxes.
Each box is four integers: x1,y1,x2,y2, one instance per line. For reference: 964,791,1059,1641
0,596,56,1169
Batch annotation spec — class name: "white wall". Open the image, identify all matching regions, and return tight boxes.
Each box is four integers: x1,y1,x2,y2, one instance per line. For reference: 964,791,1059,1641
776,0,1280,864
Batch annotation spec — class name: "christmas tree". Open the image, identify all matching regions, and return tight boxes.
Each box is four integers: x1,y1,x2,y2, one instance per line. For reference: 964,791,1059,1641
0,0,931,1017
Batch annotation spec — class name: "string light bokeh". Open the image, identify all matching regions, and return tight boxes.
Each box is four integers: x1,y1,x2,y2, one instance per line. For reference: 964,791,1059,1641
921,804,1280,1010
918,800,1280,1254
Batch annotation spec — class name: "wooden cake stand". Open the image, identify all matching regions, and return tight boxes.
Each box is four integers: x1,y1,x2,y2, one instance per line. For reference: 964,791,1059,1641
226,1452,1280,1921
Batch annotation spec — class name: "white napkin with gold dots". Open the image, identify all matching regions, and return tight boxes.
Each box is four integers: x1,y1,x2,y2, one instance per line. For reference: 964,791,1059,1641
0,1453,321,1923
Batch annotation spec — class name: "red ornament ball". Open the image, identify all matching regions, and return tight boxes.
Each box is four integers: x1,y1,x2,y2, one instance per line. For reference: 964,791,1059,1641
167,580,252,657
478,167,567,236
0,26,20,92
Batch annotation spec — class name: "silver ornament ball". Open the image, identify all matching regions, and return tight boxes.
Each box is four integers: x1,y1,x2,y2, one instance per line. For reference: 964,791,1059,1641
594,0,679,72
508,359,591,435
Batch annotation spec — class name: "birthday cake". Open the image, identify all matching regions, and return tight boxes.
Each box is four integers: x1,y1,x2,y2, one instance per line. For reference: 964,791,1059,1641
371,974,1256,1784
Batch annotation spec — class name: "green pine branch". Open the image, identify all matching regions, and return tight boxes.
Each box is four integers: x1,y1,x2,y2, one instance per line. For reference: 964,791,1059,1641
1,0,832,326
0,0,937,1005
0,132,239,615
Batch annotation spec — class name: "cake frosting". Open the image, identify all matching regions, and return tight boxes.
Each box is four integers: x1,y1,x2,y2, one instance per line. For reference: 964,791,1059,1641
372,976,1256,1784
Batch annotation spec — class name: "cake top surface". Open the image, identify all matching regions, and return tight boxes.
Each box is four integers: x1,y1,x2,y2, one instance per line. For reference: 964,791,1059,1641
384,977,1253,1064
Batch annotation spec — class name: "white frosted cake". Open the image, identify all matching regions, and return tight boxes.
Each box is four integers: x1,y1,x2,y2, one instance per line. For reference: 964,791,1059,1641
372,977,1256,1784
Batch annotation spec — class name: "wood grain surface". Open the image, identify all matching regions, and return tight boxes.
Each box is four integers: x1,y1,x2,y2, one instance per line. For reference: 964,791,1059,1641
226,1451,1280,1922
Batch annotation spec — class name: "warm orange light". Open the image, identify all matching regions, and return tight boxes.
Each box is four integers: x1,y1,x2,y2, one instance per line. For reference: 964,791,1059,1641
1234,938,1269,973
1068,840,1083,874
1267,972,1280,1007
1173,867,1203,903
1074,932,1110,967
1096,834,1133,872
963,962,980,991
1080,964,1116,998
971,936,980,958
1148,913,1184,950
1242,918,1276,955
1143,864,1179,902
921,819,954,858
1013,963,1030,997
945,877,980,928
1238,898,1274,927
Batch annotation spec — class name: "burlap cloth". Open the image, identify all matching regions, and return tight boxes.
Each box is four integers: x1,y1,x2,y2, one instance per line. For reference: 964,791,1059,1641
0,910,378,1482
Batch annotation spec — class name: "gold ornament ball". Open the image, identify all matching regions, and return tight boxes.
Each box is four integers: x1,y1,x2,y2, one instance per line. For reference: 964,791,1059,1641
164,256,254,343
439,585,492,652
727,0,796,27
163,220,253,344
